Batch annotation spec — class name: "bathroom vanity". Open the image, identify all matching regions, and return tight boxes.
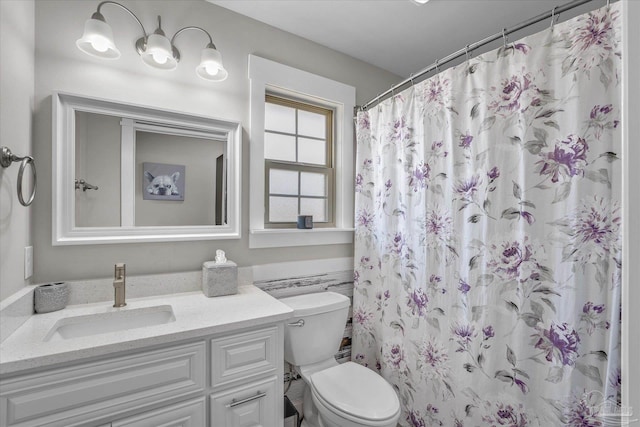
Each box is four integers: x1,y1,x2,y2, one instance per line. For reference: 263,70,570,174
0,285,293,427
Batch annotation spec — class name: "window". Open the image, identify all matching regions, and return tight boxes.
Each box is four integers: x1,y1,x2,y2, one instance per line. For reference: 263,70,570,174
248,55,355,248
264,95,334,227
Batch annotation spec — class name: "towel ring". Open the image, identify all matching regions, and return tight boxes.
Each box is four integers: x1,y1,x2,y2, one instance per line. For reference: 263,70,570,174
1,146,37,207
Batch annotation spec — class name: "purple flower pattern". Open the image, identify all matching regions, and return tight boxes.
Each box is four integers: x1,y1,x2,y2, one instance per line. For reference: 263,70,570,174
488,69,544,117
487,236,544,283
555,196,621,265
562,391,605,427
353,4,621,426
407,287,429,317
454,174,482,198
536,134,588,183
564,7,620,74
452,323,477,353
587,104,619,139
532,322,580,366
408,162,431,192
481,403,529,427
581,302,610,335
458,279,471,295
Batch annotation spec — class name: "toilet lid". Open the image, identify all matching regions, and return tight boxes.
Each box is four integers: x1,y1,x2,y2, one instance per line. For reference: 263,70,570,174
310,362,399,422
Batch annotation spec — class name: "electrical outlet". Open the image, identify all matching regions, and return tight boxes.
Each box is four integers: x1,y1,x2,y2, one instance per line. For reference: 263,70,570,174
24,246,33,279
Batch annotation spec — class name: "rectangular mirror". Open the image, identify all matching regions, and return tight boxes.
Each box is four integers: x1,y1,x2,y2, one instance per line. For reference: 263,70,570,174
53,92,241,245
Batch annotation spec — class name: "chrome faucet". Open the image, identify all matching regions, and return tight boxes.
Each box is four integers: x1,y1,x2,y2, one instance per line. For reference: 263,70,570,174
113,263,127,307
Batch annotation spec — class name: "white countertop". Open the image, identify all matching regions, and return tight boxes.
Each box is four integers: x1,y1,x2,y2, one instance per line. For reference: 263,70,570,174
0,285,293,376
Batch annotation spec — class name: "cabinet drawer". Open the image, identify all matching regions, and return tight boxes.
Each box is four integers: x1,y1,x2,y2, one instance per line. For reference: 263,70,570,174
112,397,205,427
0,341,205,427
210,376,277,427
210,327,277,388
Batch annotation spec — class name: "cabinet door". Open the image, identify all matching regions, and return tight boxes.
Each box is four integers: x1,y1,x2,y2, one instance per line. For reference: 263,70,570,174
210,377,276,427
111,397,205,427
210,327,278,389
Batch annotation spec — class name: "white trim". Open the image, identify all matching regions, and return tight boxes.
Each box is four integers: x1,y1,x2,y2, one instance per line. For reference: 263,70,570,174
52,92,242,245
248,55,355,248
249,228,354,249
251,257,354,282
120,118,135,227
621,0,639,415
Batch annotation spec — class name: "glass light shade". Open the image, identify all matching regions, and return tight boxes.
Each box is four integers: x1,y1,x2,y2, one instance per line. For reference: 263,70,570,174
76,18,120,59
196,46,228,81
141,33,177,70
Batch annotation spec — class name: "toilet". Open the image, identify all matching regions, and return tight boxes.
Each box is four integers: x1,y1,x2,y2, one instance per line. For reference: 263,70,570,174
280,292,401,427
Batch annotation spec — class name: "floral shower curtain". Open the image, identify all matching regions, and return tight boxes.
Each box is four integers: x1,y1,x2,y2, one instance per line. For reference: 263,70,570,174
353,4,622,426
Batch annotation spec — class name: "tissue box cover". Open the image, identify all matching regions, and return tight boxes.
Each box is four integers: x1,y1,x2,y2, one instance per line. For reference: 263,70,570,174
202,260,238,297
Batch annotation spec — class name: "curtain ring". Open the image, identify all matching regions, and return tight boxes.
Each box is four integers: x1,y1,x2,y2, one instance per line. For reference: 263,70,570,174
550,6,559,29
391,84,395,99
409,73,415,87
465,44,470,61
502,28,508,48
435,59,440,74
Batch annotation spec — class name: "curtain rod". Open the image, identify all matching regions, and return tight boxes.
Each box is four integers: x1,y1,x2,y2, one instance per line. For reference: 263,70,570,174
359,0,606,111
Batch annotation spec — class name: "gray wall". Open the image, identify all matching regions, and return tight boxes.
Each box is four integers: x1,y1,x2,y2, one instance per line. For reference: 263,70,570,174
135,132,223,226
0,0,35,301
26,0,400,286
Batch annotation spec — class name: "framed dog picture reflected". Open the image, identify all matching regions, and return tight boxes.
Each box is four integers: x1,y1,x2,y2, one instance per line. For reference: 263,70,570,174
143,162,185,201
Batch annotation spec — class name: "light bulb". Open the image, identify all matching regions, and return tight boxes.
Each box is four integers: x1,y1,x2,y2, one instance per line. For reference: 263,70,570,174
91,38,109,53
152,51,168,65
205,64,219,76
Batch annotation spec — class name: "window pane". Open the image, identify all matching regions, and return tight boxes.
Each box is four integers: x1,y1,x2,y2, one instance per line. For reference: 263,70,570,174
265,102,295,133
300,198,326,222
269,196,298,222
298,110,326,138
270,169,298,195
300,172,326,197
298,137,326,165
265,132,296,161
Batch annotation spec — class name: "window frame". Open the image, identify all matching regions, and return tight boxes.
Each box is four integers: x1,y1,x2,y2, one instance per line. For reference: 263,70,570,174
248,55,355,248
264,95,335,228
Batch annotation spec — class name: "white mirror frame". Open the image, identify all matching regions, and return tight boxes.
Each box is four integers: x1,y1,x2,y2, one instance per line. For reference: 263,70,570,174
52,92,241,245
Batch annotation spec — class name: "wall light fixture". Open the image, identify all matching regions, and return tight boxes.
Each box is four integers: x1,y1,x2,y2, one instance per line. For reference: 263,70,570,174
76,1,228,81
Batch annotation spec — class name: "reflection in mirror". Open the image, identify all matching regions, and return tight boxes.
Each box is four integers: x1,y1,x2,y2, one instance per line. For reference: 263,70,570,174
75,111,121,227
54,92,240,245
133,129,225,227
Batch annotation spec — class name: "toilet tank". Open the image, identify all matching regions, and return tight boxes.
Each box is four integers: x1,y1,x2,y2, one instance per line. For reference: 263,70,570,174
280,292,350,367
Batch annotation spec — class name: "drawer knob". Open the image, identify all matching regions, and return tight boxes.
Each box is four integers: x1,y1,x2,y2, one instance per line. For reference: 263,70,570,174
287,319,305,327
226,391,267,408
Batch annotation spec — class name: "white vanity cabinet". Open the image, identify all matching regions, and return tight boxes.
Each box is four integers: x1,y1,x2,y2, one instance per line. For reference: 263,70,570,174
0,325,283,427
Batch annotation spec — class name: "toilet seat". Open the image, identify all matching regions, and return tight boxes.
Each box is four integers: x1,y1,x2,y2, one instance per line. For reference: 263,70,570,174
309,362,400,425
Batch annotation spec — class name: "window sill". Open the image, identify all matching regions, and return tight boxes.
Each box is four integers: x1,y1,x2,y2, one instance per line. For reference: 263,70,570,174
249,227,354,249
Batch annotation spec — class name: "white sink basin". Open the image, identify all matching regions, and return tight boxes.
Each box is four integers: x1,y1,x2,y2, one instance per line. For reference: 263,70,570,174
44,305,176,342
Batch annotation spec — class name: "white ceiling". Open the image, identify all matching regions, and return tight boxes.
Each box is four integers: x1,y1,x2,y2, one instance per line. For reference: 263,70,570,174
207,0,602,77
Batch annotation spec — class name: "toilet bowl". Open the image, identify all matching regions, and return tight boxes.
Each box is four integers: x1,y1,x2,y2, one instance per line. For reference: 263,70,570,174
280,292,400,427
309,361,400,427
